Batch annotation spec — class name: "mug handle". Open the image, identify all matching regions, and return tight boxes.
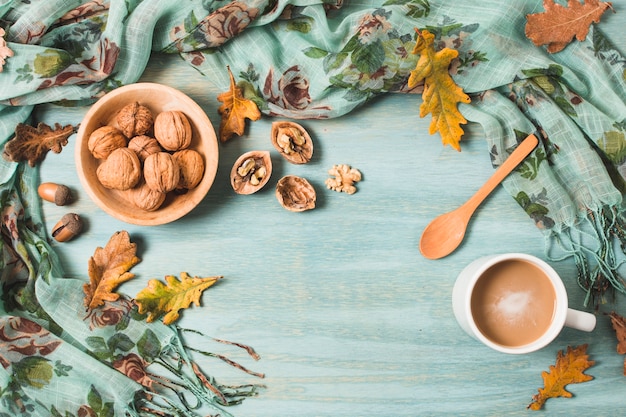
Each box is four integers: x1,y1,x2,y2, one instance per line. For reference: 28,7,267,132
565,308,596,332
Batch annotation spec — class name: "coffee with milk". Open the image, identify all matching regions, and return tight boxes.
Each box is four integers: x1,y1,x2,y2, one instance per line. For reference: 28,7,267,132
470,259,557,347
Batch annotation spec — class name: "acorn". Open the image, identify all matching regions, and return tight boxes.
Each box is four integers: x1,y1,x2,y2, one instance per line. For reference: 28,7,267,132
38,182,72,206
51,213,82,242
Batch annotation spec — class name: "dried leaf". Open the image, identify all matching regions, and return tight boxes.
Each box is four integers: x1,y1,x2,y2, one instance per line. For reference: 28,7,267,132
0,28,14,72
408,29,470,151
216,66,261,142
134,272,222,325
527,344,594,410
3,122,76,167
83,231,140,310
525,0,613,53
608,311,626,375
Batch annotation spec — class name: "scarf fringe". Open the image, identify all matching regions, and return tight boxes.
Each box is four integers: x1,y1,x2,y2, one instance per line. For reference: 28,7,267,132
122,327,265,417
546,205,626,308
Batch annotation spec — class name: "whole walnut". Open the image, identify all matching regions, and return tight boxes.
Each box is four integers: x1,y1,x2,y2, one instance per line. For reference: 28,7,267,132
172,149,204,190
116,102,154,138
144,152,180,193
154,110,192,151
128,135,162,161
96,147,141,190
88,126,127,159
128,181,166,211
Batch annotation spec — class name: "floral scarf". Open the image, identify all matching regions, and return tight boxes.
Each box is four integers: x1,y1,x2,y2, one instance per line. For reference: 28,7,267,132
1,0,626,415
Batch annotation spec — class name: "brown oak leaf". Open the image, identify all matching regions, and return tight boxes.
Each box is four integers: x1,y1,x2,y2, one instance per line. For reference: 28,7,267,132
525,0,613,53
527,344,594,410
608,311,626,375
216,66,261,142
3,122,76,167
83,230,140,311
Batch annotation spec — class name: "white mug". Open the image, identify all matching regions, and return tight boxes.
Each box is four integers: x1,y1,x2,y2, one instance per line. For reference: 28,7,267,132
452,253,596,354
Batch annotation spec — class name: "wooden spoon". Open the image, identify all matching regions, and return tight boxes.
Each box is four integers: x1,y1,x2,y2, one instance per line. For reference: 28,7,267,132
419,134,539,260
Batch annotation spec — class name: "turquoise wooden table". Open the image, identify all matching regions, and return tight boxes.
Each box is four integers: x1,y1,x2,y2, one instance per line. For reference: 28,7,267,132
34,11,625,417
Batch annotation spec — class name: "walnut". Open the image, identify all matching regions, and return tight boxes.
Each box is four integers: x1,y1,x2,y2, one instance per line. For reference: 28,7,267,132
325,164,362,194
230,150,272,195
116,102,153,138
96,147,141,190
143,152,180,193
128,135,162,161
154,110,192,151
88,125,127,159
275,175,316,212
128,181,166,211
172,149,204,190
270,121,313,164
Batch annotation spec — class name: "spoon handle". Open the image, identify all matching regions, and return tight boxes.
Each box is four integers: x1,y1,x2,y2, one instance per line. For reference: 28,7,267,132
463,134,539,213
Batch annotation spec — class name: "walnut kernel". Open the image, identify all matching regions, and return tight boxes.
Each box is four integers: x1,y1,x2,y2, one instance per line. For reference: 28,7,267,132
325,164,362,194
271,121,313,164
230,151,272,195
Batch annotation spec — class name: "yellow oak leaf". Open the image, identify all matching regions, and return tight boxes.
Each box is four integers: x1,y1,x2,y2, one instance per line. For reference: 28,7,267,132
83,231,140,310
216,66,261,142
134,272,222,325
527,344,595,410
408,29,470,151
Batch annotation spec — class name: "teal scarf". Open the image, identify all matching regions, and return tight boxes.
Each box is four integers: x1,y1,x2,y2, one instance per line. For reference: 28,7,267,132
1,0,626,414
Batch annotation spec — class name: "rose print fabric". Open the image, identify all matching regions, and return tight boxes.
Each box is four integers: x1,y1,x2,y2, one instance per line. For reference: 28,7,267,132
1,0,626,415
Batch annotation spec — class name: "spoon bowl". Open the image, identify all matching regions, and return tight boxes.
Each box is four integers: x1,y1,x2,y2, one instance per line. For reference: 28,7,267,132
419,134,539,259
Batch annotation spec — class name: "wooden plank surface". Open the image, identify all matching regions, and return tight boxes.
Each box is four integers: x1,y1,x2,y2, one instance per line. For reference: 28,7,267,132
36,11,626,417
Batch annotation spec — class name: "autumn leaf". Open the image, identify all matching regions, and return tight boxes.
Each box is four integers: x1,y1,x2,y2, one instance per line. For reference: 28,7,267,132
408,29,470,151
608,311,626,375
525,0,613,53
216,66,261,142
527,344,595,410
134,272,222,325
3,122,76,167
0,28,14,72
83,231,140,310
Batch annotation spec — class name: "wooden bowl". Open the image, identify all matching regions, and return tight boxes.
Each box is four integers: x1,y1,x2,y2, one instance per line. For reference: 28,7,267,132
75,83,218,225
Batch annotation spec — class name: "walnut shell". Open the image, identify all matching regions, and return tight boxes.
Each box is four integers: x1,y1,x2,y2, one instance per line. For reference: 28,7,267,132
128,181,166,211
128,135,162,161
230,150,272,195
172,149,204,190
144,152,180,193
96,147,141,190
154,110,192,151
116,102,153,138
275,175,316,212
88,126,127,159
270,121,313,164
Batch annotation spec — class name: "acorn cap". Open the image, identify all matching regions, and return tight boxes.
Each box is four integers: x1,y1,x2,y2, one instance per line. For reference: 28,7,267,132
53,184,72,205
